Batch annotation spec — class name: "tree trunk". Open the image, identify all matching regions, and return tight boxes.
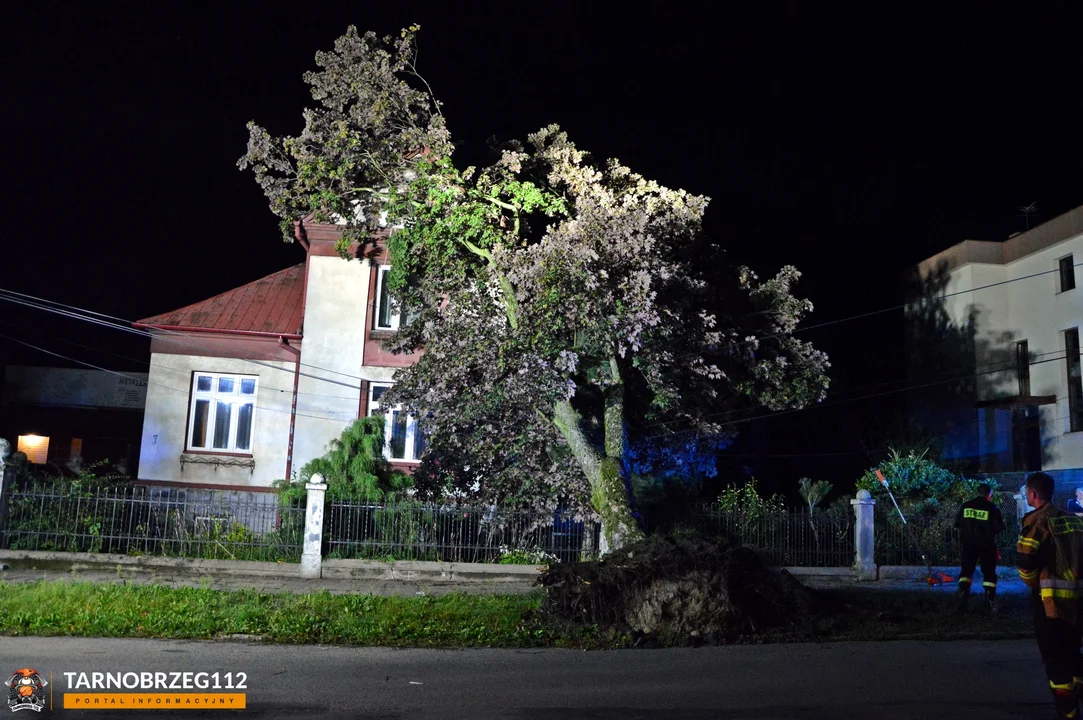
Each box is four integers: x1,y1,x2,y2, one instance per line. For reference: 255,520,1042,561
807,512,821,554
552,358,644,554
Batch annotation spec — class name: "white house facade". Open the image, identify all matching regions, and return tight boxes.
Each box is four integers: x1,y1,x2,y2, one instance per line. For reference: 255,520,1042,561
134,220,421,491
910,204,1083,476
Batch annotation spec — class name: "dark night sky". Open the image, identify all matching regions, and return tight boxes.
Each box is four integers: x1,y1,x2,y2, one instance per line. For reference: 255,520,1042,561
2,1,1082,496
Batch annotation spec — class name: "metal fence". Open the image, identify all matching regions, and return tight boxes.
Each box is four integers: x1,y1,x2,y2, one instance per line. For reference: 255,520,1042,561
2,464,1048,570
873,495,1022,566
0,476,304,562
322,497,601,564
696,506,855,567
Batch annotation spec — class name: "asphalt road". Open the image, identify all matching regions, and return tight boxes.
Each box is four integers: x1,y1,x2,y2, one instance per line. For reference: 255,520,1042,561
0,636,1052,719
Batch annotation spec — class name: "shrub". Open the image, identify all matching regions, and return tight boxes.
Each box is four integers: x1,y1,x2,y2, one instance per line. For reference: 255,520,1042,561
716,478,784,516
710,478,786,543
856,448,980,506
494,547,559,565
275,417,413,504
3,462,133,553
797,478,832,511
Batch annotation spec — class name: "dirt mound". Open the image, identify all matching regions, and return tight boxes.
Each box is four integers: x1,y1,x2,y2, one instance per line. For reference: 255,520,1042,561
536,535,827,644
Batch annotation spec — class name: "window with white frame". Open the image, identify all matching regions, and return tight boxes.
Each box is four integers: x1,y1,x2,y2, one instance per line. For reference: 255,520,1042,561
368,383,425,462
374,265,419,331
188,373,257,453
375,265,399,330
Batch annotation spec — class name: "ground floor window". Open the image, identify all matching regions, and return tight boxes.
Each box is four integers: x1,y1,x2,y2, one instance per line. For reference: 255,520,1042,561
188,372,257,453
367,383,425,462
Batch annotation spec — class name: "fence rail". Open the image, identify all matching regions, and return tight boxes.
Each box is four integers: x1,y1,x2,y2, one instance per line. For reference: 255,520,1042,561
323,497,600,564
0,476,304,561
873,497,1021,566
697,506,855,567
0,466,1038,570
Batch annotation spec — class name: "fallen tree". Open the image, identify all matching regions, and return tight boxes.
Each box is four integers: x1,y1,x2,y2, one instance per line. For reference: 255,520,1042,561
536,535,825,644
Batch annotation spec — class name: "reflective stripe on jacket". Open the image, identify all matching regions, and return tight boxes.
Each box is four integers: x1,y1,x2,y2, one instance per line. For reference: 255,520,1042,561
1018,503,1083,624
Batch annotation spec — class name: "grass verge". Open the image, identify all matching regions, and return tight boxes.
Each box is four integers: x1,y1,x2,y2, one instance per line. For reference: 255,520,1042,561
0,581,558,647
0,580,1036,648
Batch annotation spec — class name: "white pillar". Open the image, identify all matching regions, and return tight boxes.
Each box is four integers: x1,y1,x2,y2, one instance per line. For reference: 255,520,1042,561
0,439,11,544
852,489,877,581
1013,483,1033,520
300,474,327,579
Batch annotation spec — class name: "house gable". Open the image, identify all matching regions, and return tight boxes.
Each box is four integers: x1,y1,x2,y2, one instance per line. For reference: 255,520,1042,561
135,264,306,337
134,264,306,363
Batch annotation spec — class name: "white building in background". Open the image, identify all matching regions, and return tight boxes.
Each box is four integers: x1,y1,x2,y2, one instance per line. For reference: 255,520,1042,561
910,204,1082,477
134,218,422,491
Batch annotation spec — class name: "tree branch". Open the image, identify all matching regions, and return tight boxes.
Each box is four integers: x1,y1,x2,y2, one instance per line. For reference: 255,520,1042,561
459,238,492,261
406,51,443,119
552,400,601,484
458,239,518,328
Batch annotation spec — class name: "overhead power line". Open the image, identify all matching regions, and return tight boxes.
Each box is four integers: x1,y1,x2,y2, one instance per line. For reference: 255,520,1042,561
0,290,368,392
0,331,361,425
1,257,1078,444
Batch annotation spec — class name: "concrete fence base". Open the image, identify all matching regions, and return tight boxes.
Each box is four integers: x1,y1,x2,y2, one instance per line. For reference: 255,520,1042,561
779,566,855,578
7,549,1022,592
0,549,306,578
0,549,547,586
322,558,545,583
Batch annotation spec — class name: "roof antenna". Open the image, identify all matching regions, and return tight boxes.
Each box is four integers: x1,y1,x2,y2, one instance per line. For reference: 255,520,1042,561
1018,202,1037,231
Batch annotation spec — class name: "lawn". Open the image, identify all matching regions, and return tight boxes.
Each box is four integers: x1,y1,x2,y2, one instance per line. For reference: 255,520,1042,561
0,580,1036,648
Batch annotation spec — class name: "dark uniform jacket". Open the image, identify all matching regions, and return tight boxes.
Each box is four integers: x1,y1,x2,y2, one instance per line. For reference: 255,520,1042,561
954,496,1004,547
1018,503,1083,624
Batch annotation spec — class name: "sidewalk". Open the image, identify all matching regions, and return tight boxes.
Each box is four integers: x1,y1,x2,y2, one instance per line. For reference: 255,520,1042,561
795,566,1029,595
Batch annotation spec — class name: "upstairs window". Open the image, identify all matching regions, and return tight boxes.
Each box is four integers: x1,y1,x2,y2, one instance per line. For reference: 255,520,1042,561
367,383,425,462
188,373,257,453
374,265,419,331
1067,328,1082,433
375,266,399,330
1060,254,1076,293
1017,340,1031,397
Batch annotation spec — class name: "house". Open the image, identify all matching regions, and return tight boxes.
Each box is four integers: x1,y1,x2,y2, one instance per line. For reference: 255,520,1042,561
908,204,1082,485
1,364,148,474
133,219,421,491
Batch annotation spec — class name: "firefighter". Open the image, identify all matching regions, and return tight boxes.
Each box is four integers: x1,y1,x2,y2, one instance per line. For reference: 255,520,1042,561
954,483,1004,614
1018,471,1083,720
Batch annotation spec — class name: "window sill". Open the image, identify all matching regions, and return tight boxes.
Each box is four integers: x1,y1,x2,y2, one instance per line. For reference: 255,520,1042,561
179,453,256,475
367,331,424,353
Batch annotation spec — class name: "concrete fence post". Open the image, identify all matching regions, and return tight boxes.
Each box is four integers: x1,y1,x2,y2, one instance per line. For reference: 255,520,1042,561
300,474,327,579
0,466,10,547
851,489,877,581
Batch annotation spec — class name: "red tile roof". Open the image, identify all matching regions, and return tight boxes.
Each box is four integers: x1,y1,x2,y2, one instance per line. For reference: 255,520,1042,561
135,264,305,337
